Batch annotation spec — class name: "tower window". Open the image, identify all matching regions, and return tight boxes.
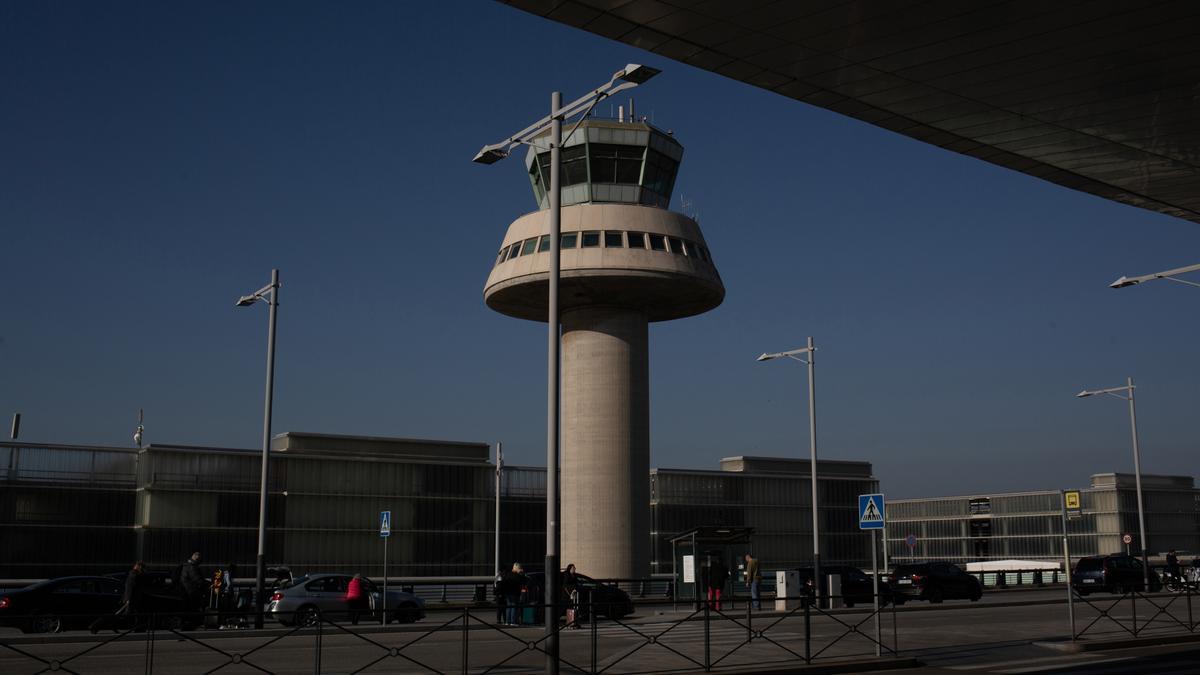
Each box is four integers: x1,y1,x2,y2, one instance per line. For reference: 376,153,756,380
508,243,522,260
642,148,678,198
521,238,537,256
589,144,644,184
668,237,684,254
648,234,666,251
536,145,589,190
627,232,647,248
561,232,578,249
604,232,624,248
538,235,550,252
581,231,601,248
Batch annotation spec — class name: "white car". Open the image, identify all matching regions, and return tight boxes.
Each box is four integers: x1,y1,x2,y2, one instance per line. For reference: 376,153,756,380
267,573,425,626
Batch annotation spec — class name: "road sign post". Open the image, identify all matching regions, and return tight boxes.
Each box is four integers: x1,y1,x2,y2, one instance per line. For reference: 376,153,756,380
1060,491,1075,640
1123,532,1133,555
380,510,391,626
858,493,885,656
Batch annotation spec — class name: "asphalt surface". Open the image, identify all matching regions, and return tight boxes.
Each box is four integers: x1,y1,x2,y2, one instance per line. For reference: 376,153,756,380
2,589,1196,673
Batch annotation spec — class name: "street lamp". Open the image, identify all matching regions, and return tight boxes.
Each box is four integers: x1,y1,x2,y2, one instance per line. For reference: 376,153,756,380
474,63,659,672
1110,261,1200,289
757,337,822,605
236,269,280,629
1076,378,1149,590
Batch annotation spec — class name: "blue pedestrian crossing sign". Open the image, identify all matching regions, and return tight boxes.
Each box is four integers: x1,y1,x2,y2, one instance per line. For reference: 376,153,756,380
858,494,885,530
380,510,391,538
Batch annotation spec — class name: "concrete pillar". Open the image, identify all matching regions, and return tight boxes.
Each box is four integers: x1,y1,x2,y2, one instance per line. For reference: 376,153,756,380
560,306,650,579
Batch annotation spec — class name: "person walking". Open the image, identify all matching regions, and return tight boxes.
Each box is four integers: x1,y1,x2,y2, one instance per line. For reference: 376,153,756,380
744,553,762,610
346,574,369,625
707,555,729,612
179,551,206,611
501,563,525,626
90,561,144,633
562,564,580,629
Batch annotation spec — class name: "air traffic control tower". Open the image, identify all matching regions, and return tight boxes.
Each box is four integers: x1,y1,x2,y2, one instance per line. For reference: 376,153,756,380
483,113,724,578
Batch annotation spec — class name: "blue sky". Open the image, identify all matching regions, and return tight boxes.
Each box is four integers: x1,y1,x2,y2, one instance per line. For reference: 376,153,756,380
3,1,1198,498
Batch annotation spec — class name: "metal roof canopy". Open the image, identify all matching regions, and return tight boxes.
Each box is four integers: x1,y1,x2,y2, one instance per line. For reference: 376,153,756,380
504,0,1200,224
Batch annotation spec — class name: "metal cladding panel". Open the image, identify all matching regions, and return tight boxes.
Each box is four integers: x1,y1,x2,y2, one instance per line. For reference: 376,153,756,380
504,0,1200,224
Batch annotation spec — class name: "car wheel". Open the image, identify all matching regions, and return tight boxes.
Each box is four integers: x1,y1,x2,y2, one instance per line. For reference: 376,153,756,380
927,588,944,604
393,604,420,624
969,587,982,602
296,605,321,627
29,612,63,634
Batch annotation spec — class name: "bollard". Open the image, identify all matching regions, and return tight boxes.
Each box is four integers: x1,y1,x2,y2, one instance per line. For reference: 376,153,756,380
314,614,323,675
803,597,811,664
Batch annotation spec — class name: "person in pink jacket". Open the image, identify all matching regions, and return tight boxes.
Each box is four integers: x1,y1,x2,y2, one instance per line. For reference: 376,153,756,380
346,574,369,625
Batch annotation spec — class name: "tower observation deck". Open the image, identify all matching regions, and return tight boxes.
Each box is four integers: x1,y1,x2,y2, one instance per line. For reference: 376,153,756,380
484,116,724,579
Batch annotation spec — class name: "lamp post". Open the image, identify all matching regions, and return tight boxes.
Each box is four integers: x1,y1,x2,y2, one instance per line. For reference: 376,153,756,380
1076,378,1149,590
236,269,280,629
1110,261,1200,289
474,64,659,673
757,337,821,606
495,441,502,579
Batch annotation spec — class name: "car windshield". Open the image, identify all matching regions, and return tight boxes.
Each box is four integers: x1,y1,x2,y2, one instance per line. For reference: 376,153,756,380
893,565,927,576
283,575,309,589
1076,559,1102,572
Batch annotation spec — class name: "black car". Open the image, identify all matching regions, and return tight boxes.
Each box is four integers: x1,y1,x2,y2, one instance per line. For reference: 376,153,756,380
890,562,982,604
525,571,634,623
1072,554,1161,595
0,576,124,633
795,565,891,607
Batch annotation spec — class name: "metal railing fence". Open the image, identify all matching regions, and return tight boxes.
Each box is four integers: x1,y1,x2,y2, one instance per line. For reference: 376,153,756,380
0,593,903,674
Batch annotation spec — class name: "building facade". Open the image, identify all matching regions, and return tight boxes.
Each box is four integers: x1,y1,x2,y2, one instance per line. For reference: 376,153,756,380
651,457,880,575
885,474,1200,565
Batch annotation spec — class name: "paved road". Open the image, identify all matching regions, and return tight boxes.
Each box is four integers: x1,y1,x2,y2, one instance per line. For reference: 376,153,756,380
2,590,1195,673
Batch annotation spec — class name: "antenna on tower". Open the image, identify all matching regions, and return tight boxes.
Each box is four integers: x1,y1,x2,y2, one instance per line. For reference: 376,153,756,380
133,408,144,448
679,193,700,222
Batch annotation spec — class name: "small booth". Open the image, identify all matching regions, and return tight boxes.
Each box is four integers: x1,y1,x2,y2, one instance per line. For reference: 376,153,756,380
669,526,755,610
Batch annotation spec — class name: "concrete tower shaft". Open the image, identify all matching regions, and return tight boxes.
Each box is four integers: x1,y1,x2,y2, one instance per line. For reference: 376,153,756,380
560,307,649,579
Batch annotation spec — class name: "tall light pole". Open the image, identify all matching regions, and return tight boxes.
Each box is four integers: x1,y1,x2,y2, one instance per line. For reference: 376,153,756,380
1110,261,1200,290
757,337,821,605
236,269,280,629
495,441,503,579
1076,378,1149,590
474,64,659,672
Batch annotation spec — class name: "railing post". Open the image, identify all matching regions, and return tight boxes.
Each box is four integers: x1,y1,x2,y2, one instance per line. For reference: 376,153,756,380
891,590,898,655
1130,590,1138,637
746,597,752,643
314,614,322,675
703,598,711,671
462,606,470,675
143,612,154,667
1187,584,1194,632
590,593,597,675
442,584,448,603
804,597,811,664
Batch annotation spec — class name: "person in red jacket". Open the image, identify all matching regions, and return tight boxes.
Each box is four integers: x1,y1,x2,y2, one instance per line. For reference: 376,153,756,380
346,574,369,625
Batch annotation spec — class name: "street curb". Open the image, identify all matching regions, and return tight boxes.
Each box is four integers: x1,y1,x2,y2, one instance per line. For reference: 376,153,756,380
1033,631,1200,653
679,656,922,674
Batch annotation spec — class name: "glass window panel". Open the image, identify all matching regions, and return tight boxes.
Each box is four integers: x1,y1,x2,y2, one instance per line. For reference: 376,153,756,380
589,143,644,185
648,234,666,251
538,235,550,252
581,231,600,248
561,145,588,186
604,232,624,248
628,232,647,248
497,249,508,266
561,232,578,249
520,238,537,256
668,237,684,254
508,243,522,260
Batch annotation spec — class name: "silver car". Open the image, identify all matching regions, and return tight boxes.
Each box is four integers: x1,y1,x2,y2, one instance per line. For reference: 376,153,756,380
267,573,425,626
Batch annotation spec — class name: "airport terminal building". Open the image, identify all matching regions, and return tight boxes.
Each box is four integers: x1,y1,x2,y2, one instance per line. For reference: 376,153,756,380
1,435,879,580
885,473,1200,565
5,434,1196,579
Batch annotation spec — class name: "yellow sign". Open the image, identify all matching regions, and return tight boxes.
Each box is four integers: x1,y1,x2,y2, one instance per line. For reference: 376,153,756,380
1065,491,1081,510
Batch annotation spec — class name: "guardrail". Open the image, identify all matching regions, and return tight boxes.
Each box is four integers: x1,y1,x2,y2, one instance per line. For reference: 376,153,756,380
0,594,902,674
